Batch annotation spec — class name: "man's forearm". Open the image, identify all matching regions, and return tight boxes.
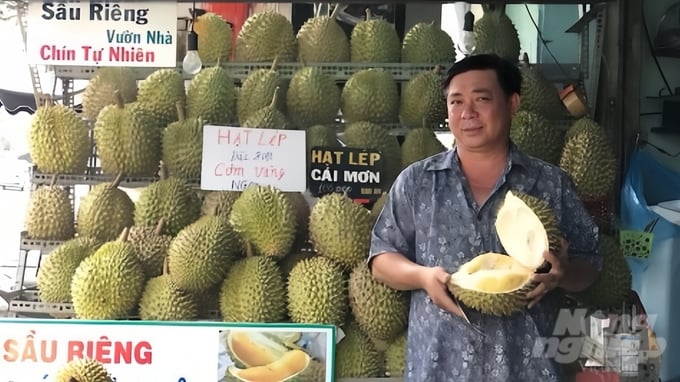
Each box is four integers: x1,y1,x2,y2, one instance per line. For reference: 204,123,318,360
370,252,427,291
558,257,600,292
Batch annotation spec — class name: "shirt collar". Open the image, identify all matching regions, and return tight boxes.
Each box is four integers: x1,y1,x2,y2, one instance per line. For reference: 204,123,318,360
423,141,531,171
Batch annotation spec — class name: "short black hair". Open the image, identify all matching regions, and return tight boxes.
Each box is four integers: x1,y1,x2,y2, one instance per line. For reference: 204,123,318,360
441,54,522,98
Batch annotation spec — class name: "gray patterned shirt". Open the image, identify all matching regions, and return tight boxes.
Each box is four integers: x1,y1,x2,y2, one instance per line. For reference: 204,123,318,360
369,143,602,382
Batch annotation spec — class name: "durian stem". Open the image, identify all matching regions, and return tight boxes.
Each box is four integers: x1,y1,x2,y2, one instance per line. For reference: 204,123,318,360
117,226,130,242
330,3,343,19
176,101,186,122
521,52,530,67
269,87,281,108
111,171,124,188
158,160,168,180
433,64,442,75
49,173,60,187
365,7,372,21
270,55,280,72
162,256,169,276
245,241,254,258
154,218,166,236
421,115,430,130
114,89,124,108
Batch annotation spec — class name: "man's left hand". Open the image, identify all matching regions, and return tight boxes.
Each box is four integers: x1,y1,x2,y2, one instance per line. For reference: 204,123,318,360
526,238,569,309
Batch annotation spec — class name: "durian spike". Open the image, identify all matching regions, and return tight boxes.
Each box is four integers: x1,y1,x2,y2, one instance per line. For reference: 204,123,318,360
176,101,185,122
117,226,130,242
270,55,280,71
154,218,166,236
158,160,168,180
113,89,124,108
49,173,60,187
111,171,125,188
365,7,372,21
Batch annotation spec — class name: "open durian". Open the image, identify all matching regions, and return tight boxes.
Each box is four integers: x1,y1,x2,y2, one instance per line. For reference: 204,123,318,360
447,190,561,316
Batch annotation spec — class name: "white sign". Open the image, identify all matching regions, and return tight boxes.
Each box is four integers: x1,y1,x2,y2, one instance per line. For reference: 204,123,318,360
26,1,177,67
0,319,335,382
201,125,307,192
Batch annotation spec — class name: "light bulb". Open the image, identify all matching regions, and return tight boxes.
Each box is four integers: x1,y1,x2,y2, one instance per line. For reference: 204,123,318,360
461,10,475,56
182,30,202,75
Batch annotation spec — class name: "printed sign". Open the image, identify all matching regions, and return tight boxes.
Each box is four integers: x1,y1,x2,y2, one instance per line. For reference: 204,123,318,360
26,1,177,67
308,146,383,201
200,125,307,192
0,319,336,382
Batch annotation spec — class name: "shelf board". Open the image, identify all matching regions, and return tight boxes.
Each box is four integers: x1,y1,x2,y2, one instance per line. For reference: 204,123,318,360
19,231,65,253
31,167,164,188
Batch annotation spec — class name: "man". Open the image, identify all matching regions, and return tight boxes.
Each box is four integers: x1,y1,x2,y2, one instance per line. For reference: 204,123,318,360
369,53,602,381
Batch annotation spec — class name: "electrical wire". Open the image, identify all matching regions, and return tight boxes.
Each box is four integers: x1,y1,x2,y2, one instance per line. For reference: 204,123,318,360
523,2,571,80
641,6,674,96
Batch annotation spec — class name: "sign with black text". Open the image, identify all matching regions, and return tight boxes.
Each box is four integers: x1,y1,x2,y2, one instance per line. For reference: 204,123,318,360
308,146,383,201
0,319,336,382
26,1,177,67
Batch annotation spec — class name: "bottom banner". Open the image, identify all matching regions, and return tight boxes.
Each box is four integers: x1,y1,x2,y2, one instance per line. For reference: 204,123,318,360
0,318,336,382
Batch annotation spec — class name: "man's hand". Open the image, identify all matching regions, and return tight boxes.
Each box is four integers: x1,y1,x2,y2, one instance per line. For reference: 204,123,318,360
526,238,569,309
420,266,465,317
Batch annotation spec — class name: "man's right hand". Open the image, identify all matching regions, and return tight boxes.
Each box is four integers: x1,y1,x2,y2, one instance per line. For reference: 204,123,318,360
420,266,465,317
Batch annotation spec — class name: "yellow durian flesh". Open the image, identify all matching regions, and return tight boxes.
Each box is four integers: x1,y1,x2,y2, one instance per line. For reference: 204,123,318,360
226,349,312,382
448,191,549,316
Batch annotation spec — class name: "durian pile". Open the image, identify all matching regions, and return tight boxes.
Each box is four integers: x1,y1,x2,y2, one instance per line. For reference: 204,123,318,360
31,179,408,379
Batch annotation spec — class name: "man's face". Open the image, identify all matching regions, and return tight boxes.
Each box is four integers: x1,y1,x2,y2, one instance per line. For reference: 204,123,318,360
445,69,519,152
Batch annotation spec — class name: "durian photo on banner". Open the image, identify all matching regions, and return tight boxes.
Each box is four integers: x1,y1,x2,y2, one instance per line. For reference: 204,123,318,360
0,318,336,382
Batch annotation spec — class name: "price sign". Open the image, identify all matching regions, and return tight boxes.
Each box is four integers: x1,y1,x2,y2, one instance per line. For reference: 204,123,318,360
308,146,383,201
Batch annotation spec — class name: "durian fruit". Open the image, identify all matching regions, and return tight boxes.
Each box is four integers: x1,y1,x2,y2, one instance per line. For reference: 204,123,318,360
25,176,74,240
127,219,172,279
559,119,617,201
341,68,399,124
473,4,521,63
235,11,297,62
242,87,293,129
447,191,561,316
308,192,372,270
224,330,291,368
401,125,446,169
296,13,350,63
94,92,163,177
400,66,447,129
341,121,402,190
186,65,237,125
136,68,186,127
236,57,288,125
219,253,288,323
133,163,202,236
350,8,401,63
55,358,112,382
28,102,89,174
162,103,204,182
82,66,137,121
193,12,232,63
194,284,221,318
287,256,348,326
229,184,298,258
564,117,604,142
201,190,241,217
166,215,242,293
510,110,565,165
401,22,456,64
335,321,382,379
286,66,341,128
36,237,101,303
518,53,568,119
76,173,135,243
138,269,199,321
569,233,632,309
278,250,317,279
349,262,410,342
70,228,145,319
384,332,407,377
225,349,317,382
286,192,311,249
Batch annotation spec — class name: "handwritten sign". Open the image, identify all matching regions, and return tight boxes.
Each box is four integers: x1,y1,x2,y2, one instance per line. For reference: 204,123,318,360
308,146,383,201
26,1,177,67
0,319,335,382
200,125,307,192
